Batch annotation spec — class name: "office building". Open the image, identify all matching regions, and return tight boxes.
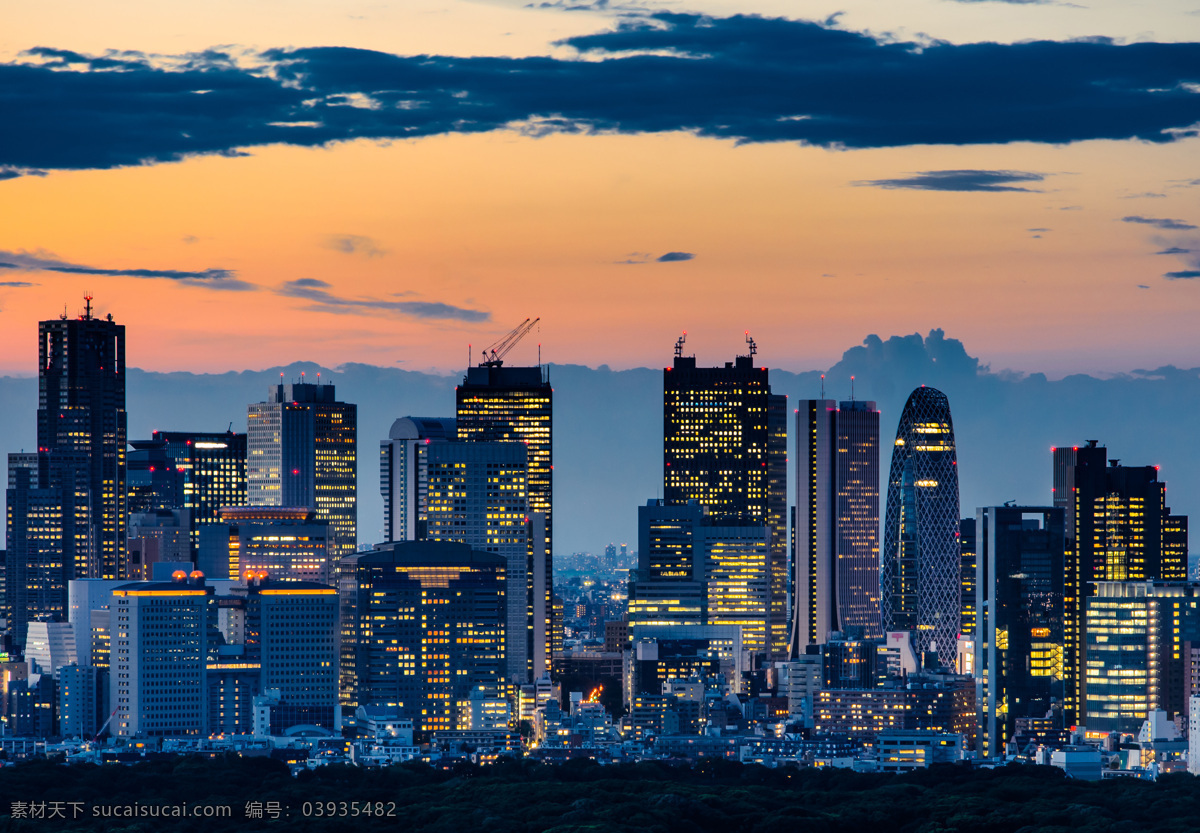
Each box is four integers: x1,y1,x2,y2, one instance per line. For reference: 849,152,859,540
247,382,356,560
56,663,100,739
959,516,977,642
126,508,192,579
198,506,333,584
627,501,707,628
881,386,961,667
974,505,1066,756
702,525,771,653
1053,442,1189,721
662,336,787,658
110,572,214,737
423,441,540,681
1084,581,1200,735
126,440,184,515
379,417,456,542
37,299,127,582
793,398,882,653
456,362,552,661
339,541,507,733
149,430,248,552
6,451,94,645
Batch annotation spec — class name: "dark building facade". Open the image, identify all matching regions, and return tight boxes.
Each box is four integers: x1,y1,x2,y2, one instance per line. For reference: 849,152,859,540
663,337,787,658
975,505,1066,756
37,301,127,581
881,387,961,667
339,541,506,733
792,398,882,654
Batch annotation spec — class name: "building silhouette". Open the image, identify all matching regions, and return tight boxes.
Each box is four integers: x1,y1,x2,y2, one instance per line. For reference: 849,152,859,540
881,386,961,667
36,299,127,581
379,417,456,542
247,382,356,561
150,430,248,554
792,398,882,654
662,336,787,658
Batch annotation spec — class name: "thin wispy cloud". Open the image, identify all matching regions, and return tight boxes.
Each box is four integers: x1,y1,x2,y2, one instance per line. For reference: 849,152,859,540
3,14,1200,172
278,278,490,322
855,170,1047,192
1122,215,1198,230
325,234,387,258
0,249,254,289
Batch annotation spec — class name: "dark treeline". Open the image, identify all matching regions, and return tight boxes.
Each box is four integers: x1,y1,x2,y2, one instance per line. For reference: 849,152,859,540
2,757,1200,832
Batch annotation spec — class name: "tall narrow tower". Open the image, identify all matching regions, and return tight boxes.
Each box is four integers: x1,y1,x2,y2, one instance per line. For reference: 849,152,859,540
881,386,960,667
37,297,127,580
792,398,881,654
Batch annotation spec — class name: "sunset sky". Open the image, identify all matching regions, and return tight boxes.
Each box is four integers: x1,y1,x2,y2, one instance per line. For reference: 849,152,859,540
3,0,1200,378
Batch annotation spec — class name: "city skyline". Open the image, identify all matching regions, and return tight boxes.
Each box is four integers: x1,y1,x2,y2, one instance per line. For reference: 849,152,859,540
3,2,1200,379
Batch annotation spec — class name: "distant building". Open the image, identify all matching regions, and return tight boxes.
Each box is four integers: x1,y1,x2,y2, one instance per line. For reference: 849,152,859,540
339,541,507,733
881,387,961,668
199,506,332,584
1054,441,1189,722
378,417,456,543
127,508,192,579
24,622,78,676
877,730,963,772
147,430,249,554
662,337,787,658
975,505,1066,757
37,301,127,581
247,382,356,560
793,398,882,653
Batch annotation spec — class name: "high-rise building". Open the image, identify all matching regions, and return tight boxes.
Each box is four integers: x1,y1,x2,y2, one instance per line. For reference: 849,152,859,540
974,505,1065,756
662,336,787,658
702,525,771,654
959,517,977,642
424,441,542,681
792,398,882,653
881,386,961,667
379,417,456,542
37,299,127,581
151,430,248,551
456,363,552,667
1053,442,1189,722
247,382,356,560
628,500,707,628
339,541,507,733
198,506,333,584
1084,581,1200,734
6,451,94,645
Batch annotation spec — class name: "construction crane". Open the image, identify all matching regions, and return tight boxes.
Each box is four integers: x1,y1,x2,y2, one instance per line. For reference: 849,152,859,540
480,317,539,368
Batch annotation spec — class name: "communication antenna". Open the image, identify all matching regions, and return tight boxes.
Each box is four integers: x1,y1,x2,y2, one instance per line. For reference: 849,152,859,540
851,375,855,402
745,331,757,358
674,331,687,359
820,373,825,399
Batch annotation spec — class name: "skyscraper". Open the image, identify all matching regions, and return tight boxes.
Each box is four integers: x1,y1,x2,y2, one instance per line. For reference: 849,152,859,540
974,505,1065,756
456,362,552,660
881,386,961,667
1053,442,1189,722
37,299,127,581
247,382,356,560
662,335,787,658
379,416,456,543
152,430,248,551
792,398,882,653
6,451,94,645
339,541,507,733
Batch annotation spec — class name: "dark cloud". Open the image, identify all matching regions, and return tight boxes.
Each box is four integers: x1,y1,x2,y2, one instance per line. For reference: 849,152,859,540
1165,270,1200,279
0,166,48,181
857,169,1046,192
1122,215,1198,230
1137,284,1151,289
4,14,1200,171
1157,247,1191,255
1028,227,1050,232
0,249,251,288
277,279,489,322
657,251,695,262
325,234,387,258
0,281,37,287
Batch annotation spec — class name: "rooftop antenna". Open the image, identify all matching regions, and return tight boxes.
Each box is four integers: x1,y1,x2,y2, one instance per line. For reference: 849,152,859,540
675,331,687,358
83,293,93,320
851,375,855,402
820,373,825,399
745,331,757,358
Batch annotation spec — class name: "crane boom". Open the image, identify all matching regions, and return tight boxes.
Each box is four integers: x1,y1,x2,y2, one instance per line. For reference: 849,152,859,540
480,317,540,367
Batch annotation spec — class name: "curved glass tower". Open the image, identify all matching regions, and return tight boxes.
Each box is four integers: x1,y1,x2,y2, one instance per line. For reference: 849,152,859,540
881,386,960,666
